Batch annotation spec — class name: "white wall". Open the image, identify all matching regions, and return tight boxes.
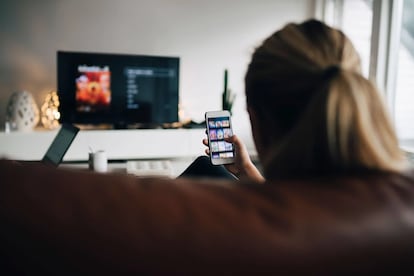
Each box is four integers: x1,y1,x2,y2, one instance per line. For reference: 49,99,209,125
0,0,314,151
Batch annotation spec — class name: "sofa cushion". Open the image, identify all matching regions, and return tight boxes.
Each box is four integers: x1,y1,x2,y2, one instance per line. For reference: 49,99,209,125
1,159,414,274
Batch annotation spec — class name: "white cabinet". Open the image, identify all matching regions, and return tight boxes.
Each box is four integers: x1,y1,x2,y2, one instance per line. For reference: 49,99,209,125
0,128,205,161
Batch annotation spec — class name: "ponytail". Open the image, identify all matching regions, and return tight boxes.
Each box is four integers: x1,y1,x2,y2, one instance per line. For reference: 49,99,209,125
260,68,406,179
325,69,406,172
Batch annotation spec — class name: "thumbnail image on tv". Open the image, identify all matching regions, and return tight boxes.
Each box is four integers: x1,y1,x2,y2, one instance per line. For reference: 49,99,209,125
76,65,111,112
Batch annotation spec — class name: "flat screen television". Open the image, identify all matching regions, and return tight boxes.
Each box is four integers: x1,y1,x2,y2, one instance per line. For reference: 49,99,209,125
57,51,179,128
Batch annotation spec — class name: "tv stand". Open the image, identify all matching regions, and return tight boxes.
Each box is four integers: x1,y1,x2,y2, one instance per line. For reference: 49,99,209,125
0,128,205,161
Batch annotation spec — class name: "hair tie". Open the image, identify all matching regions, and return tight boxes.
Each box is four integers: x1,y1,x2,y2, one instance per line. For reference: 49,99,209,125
323,65,341,80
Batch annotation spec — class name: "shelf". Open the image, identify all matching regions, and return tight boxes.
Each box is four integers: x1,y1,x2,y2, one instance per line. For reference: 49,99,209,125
0,128,205,161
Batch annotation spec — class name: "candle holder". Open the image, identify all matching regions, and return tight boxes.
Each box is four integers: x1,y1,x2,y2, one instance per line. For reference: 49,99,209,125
41,91,61,129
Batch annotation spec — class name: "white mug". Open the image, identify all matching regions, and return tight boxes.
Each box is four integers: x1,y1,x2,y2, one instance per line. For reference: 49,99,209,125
92,150,107,173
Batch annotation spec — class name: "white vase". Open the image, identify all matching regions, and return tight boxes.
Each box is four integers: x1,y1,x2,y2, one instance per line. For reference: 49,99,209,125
6,91,40,132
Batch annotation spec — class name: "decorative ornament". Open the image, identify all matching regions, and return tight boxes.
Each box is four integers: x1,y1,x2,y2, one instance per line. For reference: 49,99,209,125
6,91,39,132
41,91,61,129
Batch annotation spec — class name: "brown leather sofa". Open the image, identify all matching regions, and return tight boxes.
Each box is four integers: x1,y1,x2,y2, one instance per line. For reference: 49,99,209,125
1,159,414,275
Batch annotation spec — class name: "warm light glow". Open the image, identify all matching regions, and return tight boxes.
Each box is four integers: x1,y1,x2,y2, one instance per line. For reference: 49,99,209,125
41,91,61,129
178,102,192,124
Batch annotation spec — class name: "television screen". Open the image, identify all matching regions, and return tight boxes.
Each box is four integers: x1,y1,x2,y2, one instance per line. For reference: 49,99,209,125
57,51,179,128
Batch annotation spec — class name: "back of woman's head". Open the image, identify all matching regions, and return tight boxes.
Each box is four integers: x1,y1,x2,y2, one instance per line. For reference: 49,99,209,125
245,19,407,179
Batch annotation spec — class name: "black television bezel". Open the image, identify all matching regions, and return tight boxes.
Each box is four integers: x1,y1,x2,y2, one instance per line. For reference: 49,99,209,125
57,51,180,128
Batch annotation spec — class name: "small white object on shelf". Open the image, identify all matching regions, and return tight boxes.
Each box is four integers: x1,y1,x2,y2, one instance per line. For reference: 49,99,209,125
91,150,108,173
6,91,39,132
126,160,173,177
4,121,11,133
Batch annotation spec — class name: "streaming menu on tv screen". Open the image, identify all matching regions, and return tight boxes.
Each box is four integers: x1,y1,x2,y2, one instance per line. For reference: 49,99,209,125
124,67,176,110
57,51,179,126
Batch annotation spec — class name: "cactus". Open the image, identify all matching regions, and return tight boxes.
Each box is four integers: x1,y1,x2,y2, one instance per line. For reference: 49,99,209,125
222,69,236,114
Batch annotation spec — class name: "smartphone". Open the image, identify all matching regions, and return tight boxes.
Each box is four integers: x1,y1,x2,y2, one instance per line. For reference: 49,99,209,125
205,110,235,165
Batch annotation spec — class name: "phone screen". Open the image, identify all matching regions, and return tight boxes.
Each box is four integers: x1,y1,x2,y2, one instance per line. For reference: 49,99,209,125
206,111,235,165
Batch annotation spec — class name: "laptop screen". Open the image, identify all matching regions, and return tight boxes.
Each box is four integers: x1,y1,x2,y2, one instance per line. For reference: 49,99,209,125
41,124,80,167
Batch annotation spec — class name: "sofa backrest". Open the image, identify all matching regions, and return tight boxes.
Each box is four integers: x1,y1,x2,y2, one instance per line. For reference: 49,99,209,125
1,160,414,274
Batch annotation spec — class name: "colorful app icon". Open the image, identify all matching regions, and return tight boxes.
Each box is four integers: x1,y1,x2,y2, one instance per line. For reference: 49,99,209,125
209,129,217,140
211,141,219,152
217,129,224,139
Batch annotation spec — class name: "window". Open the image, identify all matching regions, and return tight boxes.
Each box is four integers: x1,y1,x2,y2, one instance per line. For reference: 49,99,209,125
394,0,414,140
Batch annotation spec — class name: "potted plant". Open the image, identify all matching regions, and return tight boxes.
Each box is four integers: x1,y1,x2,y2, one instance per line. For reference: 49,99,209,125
222,69,236,114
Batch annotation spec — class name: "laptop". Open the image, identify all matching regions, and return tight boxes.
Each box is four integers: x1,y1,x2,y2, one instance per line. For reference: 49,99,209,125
40,123,80,167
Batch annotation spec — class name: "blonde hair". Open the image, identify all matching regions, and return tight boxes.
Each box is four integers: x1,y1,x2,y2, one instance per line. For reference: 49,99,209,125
245,19,407,178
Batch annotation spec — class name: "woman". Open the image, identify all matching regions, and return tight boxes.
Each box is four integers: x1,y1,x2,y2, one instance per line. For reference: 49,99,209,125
196,19,407,182
1,19,412,274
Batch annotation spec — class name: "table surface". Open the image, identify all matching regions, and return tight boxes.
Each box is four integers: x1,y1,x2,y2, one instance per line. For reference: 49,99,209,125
60,157,196,178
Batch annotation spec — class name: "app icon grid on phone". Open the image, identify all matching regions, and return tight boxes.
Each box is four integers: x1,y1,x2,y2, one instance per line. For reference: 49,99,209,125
207,116,234,159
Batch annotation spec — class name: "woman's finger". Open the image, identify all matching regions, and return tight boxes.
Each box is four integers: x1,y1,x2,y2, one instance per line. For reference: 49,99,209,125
202,138,209,146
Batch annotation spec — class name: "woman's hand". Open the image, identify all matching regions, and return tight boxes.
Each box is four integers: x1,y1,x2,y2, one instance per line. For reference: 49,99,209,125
203,134,265,183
